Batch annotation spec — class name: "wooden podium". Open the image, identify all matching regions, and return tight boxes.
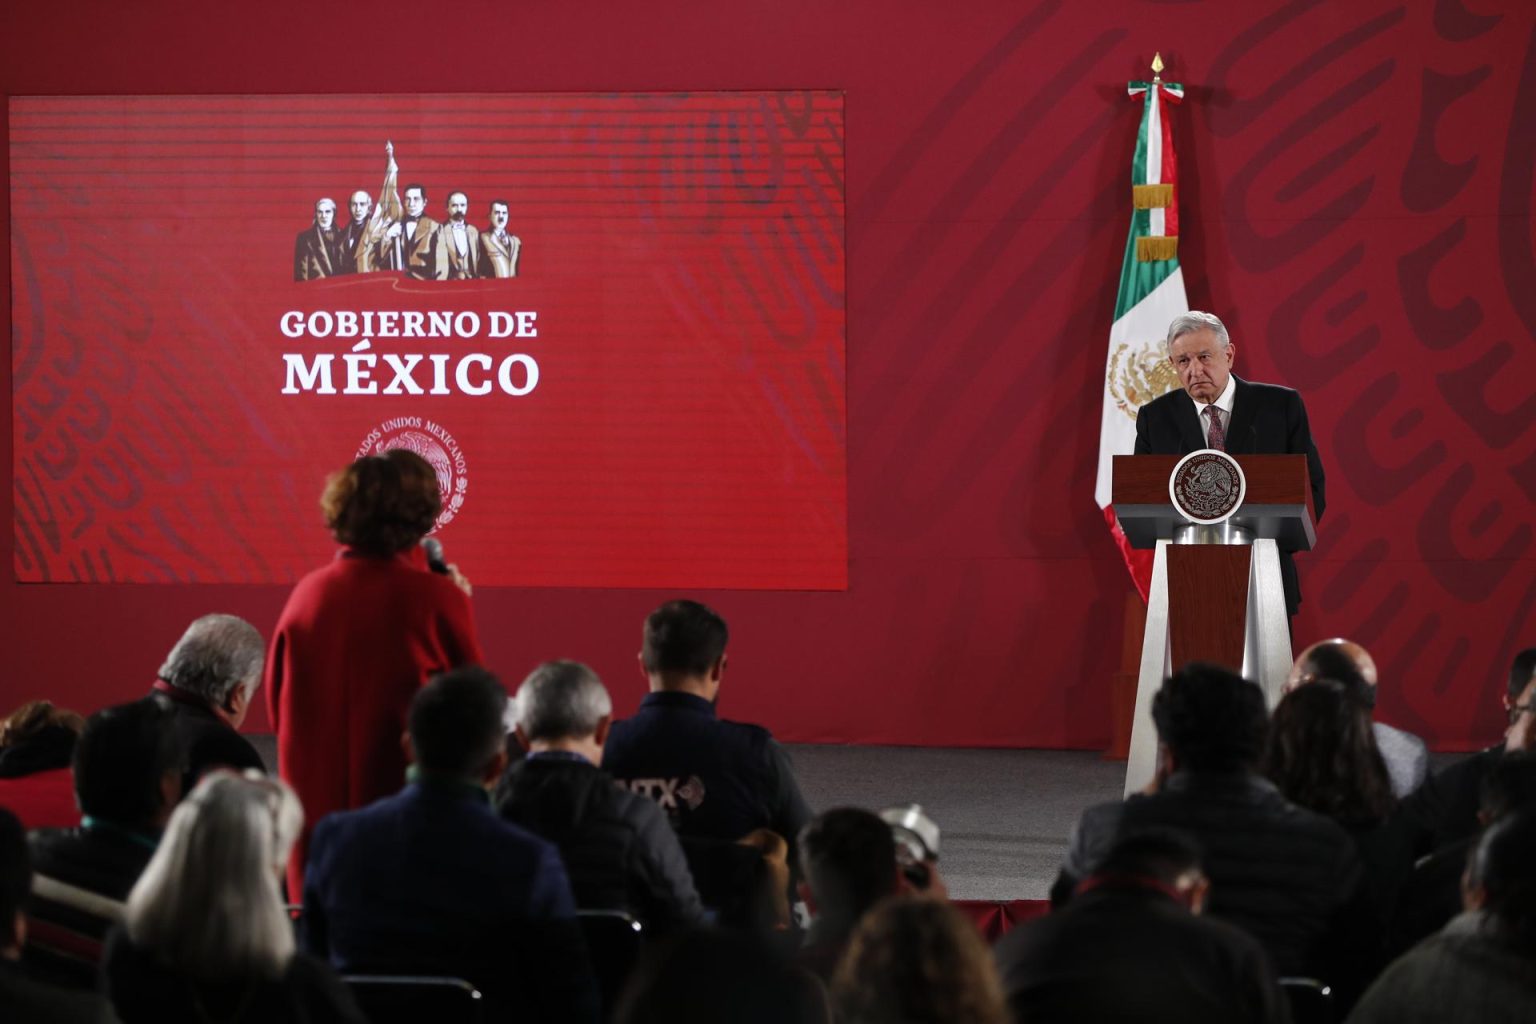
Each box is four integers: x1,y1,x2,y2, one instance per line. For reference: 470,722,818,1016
1112,453,1317,795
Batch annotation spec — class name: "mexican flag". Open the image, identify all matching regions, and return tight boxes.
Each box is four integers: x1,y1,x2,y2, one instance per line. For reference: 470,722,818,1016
1094,74,1189,601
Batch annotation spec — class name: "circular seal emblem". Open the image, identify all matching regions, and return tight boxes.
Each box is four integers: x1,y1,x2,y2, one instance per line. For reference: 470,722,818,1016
353,417,470,530
1169,449,1246,524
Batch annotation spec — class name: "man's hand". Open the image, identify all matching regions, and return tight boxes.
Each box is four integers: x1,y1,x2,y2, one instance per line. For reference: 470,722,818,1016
385,222,402,239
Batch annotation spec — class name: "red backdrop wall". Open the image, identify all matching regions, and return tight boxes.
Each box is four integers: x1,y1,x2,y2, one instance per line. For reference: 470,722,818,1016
5,0,1533,751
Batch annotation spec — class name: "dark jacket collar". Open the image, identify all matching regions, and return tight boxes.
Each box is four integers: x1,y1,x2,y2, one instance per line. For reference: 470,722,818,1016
404,769,492,807
638,691,716,716
151,679,222,720
1224,375,1257,453
1160,768,1281,800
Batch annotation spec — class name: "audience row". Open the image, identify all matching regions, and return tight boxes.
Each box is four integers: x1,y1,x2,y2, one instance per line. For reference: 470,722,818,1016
1,600,1534,1023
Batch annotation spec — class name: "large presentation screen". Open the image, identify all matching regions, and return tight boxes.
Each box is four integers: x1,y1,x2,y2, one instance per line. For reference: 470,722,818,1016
10,93,846,588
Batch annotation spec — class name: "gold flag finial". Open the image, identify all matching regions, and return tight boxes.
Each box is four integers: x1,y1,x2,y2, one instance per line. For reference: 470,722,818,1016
1151,52,1164,81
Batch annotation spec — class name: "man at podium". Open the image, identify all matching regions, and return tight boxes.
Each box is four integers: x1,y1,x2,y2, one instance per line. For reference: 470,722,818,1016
1134,311,1326,616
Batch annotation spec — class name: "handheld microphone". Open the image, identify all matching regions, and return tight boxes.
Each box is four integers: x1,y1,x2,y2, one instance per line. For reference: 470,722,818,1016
421,537,450,575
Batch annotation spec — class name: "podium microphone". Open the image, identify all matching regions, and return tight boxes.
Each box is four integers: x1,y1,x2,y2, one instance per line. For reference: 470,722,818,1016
421,537,450,575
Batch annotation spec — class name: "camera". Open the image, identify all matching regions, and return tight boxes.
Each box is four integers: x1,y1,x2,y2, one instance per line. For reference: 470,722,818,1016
881,803,940,891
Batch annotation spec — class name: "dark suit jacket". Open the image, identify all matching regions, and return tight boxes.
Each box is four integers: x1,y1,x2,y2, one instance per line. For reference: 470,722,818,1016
995,883,1288,1024
293,226,338,281
303,779,599,1023
1134,375,1326,614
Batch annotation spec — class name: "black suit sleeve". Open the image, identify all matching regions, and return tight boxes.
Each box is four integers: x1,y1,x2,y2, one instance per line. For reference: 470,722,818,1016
1133,404,1152,455
1287,389,1326,523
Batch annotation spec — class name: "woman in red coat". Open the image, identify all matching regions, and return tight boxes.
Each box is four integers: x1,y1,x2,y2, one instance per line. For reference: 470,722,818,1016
266,450,482,896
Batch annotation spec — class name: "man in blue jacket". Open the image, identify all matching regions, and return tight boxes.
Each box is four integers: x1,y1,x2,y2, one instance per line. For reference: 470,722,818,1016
303,667,598,1023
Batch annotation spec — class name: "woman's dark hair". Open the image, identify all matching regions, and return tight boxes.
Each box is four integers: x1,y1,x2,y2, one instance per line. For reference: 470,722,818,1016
320,450,441,555
0,700,85,778
832,897,1009,1024
1261,679,1395,827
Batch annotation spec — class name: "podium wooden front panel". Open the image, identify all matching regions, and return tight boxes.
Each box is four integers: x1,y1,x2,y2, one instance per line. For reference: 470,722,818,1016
1167,546,1251,670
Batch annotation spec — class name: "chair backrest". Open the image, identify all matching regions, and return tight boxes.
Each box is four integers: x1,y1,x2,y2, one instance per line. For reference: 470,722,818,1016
342,974,485,1024
1278,976,1333,1024
576,909,644,1014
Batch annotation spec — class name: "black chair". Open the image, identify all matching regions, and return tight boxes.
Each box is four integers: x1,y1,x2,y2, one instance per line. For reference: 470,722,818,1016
1278,976,1334,1024
342,974,485,1024
577,909,644,1015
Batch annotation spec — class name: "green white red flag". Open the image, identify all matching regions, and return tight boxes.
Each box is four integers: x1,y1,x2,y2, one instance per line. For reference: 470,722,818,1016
1094,75,1189,600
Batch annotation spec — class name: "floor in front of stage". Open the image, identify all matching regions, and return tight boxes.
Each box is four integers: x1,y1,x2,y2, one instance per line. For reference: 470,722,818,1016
251,736,1124,900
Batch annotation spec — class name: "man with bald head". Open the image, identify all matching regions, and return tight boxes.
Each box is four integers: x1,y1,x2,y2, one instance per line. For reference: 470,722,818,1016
1287,638,1429,797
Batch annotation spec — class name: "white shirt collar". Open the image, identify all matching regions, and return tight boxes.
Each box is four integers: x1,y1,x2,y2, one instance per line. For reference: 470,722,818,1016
1203,374,1237,415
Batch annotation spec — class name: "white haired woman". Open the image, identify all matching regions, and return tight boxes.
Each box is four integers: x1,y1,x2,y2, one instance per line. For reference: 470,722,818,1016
103,771,364,1023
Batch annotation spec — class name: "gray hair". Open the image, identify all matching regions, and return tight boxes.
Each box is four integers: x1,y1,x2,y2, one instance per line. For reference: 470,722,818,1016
515,660,613,741
158,614,265,705
1165,311,1231,357
125,771,302,980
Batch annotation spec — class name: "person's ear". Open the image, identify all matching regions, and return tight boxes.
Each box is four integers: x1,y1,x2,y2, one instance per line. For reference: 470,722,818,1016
223,684,252,726
713,653,728,681
483,748,509,788
400,731,414,765
796,879,816,915
1225,340,1237,366
513,725,531,753
593,715,612,747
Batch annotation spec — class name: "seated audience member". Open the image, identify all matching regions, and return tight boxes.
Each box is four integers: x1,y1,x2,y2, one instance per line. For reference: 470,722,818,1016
1403,646,1536,851
997,829,1287,1024
1347,810,1536,1024
614,926,830,1024
304,667,599,1023
150,613,267,793
0,701,85,829
603,600,813,850
1287,639,1428,797
833,896,1009,1024
1390,750,1536,955
1263,679,1415,928
795,807,901,981
0,700,84,777
103,772,364,1023
27,698,183,986
0,807,117,1022
496,659,705,931
1060,663,1375,999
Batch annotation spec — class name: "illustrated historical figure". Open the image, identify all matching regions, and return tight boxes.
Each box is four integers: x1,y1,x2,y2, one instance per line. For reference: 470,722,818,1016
293,198,339,281
336,190,373,274
439,191,481,280
478,199,522,278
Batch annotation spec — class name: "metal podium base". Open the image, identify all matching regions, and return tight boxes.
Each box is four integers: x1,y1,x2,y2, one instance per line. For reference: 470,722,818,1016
1123,536,1293,796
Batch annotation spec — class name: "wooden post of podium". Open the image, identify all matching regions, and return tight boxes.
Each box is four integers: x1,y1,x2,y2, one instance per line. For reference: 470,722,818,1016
1112,453,1316,795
